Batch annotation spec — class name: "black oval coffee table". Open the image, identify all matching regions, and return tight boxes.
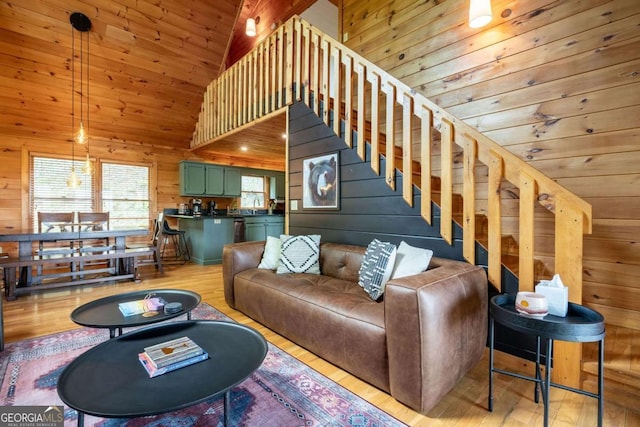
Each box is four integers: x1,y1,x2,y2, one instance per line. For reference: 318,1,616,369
70,289,201,338
57,320,268,426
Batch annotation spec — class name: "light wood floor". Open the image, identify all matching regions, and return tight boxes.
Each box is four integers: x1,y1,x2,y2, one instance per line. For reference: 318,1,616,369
2,263,638,426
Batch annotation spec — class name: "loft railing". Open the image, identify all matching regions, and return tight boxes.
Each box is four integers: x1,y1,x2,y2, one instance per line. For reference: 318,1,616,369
191,16,593,386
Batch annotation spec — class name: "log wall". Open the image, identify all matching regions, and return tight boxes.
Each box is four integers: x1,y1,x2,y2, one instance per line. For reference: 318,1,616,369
341,0,640,329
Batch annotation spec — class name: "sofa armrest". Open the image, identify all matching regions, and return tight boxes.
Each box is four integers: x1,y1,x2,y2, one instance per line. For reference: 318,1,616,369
384,257,488,413
222,241,266,308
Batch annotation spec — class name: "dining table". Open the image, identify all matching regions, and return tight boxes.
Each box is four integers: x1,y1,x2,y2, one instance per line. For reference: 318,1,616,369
0,228,156,350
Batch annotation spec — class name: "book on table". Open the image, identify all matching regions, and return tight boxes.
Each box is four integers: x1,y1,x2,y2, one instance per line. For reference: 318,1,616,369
143,336,205,369
138,351,209,378
118,296,166,317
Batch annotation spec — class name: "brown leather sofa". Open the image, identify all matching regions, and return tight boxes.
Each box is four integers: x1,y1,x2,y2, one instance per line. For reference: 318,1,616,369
223,240,488,414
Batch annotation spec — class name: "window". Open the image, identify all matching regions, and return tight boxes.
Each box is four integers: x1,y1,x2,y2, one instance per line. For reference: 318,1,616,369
102,162,149,229
31,157,93,230
240,175,265,209
31,155,150,230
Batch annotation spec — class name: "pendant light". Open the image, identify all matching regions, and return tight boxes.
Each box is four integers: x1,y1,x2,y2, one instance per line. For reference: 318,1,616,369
246,17,257,37
69,12,94,187
469,0,493,28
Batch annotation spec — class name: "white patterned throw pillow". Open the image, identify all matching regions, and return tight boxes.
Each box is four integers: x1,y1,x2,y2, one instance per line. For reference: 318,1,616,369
358,239,397,300
276,234,321,274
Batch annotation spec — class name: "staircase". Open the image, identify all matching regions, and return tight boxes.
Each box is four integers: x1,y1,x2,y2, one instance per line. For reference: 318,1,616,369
190,16,593,390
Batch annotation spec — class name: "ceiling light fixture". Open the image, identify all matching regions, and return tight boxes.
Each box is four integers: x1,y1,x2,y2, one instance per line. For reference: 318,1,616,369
469,0,493,28
246,18,257,37
69,12,94,184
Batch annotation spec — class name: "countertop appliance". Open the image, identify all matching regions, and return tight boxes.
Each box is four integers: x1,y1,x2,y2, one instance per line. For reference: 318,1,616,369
191,198,202,216
207,201,216,216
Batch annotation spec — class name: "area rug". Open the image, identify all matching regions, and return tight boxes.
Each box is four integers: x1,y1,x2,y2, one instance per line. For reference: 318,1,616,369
0,303,405,426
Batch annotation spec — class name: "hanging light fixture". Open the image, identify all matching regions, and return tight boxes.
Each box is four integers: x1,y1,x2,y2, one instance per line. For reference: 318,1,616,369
469,0,493,28
69,12,94,185
246,17,257,37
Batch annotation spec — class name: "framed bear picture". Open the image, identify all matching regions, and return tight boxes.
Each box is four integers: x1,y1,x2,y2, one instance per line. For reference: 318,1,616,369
302,152,339,210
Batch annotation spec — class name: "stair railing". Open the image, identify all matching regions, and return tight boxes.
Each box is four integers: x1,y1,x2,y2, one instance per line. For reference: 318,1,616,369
191,16,593,387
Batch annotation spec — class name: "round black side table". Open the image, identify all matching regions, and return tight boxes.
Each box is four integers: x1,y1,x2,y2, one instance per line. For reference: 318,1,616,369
488,294,605,427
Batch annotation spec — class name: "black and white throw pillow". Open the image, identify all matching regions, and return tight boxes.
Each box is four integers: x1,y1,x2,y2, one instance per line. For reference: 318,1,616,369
276,234,321,274
358,239,397,300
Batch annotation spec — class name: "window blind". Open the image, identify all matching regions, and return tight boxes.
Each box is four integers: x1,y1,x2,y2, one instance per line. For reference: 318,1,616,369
31,157,93,230
102,162,149,229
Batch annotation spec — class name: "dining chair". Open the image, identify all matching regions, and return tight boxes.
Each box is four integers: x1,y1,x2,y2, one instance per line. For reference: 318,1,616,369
78,212,110,231
38,212,75,233
77,212,113,273
35,212,76,275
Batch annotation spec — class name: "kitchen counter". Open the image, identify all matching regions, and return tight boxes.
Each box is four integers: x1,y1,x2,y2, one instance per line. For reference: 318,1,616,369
166,214,284,265
166,213,284,219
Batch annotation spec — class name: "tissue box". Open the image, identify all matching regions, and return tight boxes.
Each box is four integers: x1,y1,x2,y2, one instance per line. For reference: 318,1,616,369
534,283,568,317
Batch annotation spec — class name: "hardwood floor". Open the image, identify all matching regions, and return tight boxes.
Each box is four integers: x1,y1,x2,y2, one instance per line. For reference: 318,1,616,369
2,263,638,426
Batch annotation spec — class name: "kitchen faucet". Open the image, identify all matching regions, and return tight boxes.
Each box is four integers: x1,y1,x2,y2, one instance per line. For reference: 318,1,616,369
252,198,260,215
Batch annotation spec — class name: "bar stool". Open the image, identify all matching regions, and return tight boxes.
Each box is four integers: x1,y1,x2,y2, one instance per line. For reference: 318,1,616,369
158,213,190,263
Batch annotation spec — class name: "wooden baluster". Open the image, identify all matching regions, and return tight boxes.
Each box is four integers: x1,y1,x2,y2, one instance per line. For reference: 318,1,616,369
382,79,396,191
257,42,263,117
321,38,330,126
419,102,432,223
440,118,453,245
238,58,243,125
277,25,284,109
401,91,413,207
267,35,274,114
243,57,249,125
303,22,311,107
356,62,366,161
341,53,353,147
519,171,536,291
249,51,255,121
214,78,222,137
368,70,380,174
286,18,295,104
332,46,341,138
463,134,477,263
488,150,503,290
312,32,320,117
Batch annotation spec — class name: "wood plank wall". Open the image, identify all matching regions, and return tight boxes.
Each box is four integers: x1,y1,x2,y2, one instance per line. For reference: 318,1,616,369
341,0,640,330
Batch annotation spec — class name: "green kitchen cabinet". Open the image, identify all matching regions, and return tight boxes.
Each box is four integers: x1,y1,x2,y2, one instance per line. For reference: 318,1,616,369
180,162,206,195
245,216,284,241
176,216,234,264
269,172,286,200
179,161,240,197
224,168,242,197
205,165,224,195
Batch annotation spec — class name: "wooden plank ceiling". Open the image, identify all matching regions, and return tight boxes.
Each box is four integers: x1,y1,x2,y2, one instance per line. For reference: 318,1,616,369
0,0,330,164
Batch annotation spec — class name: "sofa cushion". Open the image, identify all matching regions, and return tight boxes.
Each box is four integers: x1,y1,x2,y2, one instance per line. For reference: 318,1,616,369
391,241,433,279
277,234,321,274
233,268,389,392
358,239,397,300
